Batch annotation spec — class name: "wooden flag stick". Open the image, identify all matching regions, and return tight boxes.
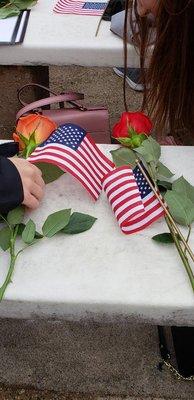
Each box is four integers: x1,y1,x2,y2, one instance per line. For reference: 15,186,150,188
136,160,194,263
95,0,111,37
95,15,103,37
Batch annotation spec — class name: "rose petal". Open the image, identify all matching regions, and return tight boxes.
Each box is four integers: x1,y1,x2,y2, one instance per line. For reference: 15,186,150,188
14,114,57,150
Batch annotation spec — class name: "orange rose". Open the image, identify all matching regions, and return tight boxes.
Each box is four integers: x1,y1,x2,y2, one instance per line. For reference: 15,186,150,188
13,114,57,155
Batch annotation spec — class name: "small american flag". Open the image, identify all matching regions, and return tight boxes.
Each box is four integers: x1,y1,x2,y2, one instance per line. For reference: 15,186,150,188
54,0,107,16
28,123,114,200
103,165,164,234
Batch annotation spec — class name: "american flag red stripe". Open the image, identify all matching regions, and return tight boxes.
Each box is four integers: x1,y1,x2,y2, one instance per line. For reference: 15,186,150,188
54,0,107,16
102,165,164,234
28,126,114,201
78,135,112,176
31,148,102,198
33,146,102,188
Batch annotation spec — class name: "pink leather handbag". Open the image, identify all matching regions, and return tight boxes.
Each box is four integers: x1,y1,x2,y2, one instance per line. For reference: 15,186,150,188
16,83,111,144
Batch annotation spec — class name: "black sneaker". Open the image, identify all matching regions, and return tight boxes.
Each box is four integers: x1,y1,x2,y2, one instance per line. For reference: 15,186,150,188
113,67,144,92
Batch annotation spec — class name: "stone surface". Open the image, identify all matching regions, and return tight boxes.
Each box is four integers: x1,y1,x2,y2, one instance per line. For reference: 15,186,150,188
0,144,194,324
0,0,140,67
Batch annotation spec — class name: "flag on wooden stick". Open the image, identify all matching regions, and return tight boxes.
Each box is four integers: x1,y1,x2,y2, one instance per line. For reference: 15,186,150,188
103,165,164,234
54,0,107,16
28,123,114,200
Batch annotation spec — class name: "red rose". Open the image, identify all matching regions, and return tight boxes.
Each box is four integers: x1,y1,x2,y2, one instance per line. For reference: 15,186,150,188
112,111,153,139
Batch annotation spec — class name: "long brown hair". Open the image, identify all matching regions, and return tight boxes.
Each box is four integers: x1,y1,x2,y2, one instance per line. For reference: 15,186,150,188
126,0,194,141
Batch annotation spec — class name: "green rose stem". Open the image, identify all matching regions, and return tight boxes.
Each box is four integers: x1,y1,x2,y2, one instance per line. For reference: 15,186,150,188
136,160,194,261
1,3,11,8
0,217,36,301
136,160,194,292
184,225,191,255
0,224,19,301
0,208,97,301
165,218,194,292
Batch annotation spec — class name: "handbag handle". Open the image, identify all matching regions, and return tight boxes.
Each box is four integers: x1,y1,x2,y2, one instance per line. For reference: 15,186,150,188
16,83,86,120
17,83,84,106
17,83,59,106
16,89,85,120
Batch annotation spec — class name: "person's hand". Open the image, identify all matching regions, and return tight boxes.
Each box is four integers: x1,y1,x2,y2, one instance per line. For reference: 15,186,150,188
9,157,45,209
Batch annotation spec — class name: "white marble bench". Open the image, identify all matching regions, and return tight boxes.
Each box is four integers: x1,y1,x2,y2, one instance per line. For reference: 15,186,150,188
0,0,140,67
0,144,194,326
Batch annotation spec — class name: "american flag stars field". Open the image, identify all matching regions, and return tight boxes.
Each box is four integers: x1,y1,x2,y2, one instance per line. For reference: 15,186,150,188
54,0,108,16
28,123,114,201
103,165,164,234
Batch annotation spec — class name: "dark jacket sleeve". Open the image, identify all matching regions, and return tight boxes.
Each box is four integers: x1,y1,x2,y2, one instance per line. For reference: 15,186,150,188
0,157,24,214
0,142,24,214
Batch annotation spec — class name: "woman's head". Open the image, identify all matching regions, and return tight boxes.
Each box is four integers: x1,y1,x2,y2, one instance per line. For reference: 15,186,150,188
128,0,194,141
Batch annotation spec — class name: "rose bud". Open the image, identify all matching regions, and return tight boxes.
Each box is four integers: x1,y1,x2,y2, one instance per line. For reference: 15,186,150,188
13,114,57,157
112,111,153,138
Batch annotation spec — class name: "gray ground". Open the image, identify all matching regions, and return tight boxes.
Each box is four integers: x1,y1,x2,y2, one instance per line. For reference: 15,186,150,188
0,390,183,400
0,66,193,400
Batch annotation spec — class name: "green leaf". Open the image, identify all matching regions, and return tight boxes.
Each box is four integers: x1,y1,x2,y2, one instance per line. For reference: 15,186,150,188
17,132,29,147
152,232,175,244
62,212,97,234
17,223,43,239
135,137,161,163
157,180,172,191
0,226,11,251
25,131,37,158
7,206,25,226
157,180,172,196
131,134,147,149
157,161,174,180
116,134,147,149
110,147,137,168
172,176,194,203
0,0,37,19
42,209,71,238
34,231,44,239
128,127,138,137
17,223,25,236
12,0,37,10
22,219,36,244
164,190,194,226
116,137,133,147
0,4,19,18
34,162,65,184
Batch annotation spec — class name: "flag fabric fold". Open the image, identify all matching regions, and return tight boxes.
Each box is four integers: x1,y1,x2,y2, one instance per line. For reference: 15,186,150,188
53,0,108,16
28,123,114,201
102,165,165,234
